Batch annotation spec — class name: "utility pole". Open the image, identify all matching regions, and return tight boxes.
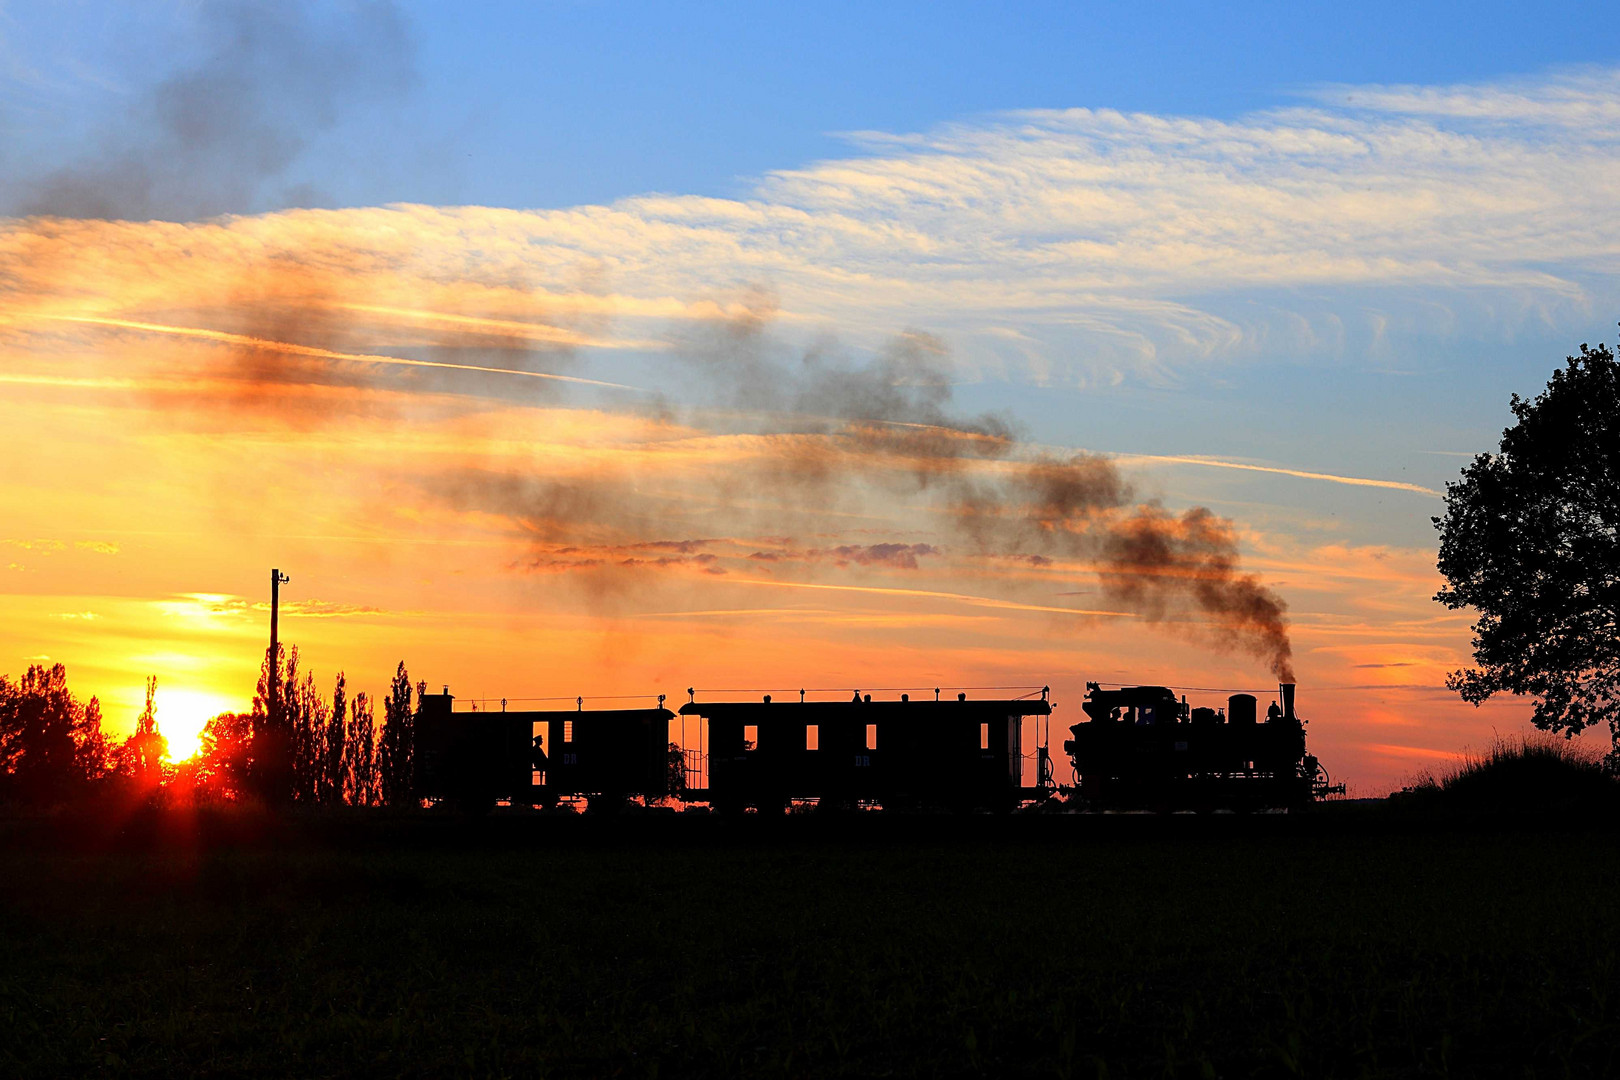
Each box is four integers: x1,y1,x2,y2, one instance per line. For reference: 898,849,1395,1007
268,568,290,727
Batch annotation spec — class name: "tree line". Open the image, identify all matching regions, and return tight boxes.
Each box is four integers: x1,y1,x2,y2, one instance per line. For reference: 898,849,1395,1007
0,647,421,809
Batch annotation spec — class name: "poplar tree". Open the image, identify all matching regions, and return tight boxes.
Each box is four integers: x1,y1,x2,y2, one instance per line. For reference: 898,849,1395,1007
249,642,292,803
378,663,415,807
345,691,376,805
325,673,347,805
119,676,166,788
283,649,308,801
291,669,327,804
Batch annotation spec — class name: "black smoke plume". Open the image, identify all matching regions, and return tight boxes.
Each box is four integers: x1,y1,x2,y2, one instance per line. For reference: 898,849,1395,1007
5,1,414,221
0,7,1293,679
663,294,1296,678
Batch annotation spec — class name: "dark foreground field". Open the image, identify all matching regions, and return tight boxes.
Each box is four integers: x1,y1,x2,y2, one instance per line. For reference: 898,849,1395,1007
2,808,1618,1078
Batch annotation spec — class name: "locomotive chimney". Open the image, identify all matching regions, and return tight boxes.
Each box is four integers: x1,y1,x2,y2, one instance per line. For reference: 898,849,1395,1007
1280,682,1297,722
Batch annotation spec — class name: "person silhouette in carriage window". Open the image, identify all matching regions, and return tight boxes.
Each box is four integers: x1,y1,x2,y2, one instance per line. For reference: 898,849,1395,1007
531,731,549,780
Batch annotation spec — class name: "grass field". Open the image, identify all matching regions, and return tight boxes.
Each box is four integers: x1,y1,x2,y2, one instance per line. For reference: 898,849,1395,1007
2,807,1618,1078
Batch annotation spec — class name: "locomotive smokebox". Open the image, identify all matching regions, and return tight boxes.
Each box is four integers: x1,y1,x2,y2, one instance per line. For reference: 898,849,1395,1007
1280,682,1297,722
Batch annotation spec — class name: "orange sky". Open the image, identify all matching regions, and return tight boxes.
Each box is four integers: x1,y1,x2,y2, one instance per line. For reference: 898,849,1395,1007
0,212,1559,791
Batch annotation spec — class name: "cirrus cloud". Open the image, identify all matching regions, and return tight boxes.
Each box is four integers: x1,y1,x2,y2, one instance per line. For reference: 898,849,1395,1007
4,66,1617,388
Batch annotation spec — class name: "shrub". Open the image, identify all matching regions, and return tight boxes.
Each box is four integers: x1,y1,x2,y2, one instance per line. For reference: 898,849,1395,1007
1396,734,1618,813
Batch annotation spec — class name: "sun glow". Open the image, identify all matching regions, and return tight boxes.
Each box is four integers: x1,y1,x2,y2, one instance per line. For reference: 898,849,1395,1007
155,687,243,761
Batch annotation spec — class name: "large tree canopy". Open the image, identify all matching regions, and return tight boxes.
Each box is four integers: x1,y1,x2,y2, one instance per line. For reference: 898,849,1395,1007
1435,339,1620,764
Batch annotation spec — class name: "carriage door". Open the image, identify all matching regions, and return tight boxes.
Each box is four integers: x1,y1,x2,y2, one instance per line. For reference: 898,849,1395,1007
533,720,548,786
1007,714,1022,786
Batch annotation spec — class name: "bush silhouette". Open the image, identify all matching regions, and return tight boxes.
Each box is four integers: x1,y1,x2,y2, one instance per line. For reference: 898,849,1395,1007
1399,735,1617,812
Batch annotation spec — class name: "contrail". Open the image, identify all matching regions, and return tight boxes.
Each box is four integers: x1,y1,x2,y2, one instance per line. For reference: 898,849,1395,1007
636,607,847,618
333,303,594,344
331,302,664,350
0,372,144,390
1112,452,1440,496
41,315,648,392
729,577,1137,618
867,422,1436,494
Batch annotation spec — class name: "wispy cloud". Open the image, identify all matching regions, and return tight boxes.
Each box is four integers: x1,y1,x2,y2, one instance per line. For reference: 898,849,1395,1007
729,577,1137,618
5,66,1618,385
5,539,65,552
1314,66,1620,126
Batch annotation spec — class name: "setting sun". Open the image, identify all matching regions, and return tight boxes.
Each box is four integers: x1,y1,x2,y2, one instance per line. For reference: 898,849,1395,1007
153,687,242,761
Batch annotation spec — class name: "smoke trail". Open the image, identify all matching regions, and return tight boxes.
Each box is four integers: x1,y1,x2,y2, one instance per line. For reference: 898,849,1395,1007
0,3,591,421
5,215,1294,676
0,0,1294,678
4,2,415,221
664,294,1295,678
342,281,1298,677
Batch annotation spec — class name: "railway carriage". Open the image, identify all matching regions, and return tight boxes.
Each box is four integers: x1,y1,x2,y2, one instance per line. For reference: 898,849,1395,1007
680,692,1054,813
412,679,1334,813
414,690,675,810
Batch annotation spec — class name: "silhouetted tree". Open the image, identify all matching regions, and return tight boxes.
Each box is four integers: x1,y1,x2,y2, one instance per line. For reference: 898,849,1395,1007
378,663,415,807
115,677,167,789
0,663,110,805
196,712,253,799
290,664,328,804
284,648,309,801
250,642,292,803
345,691,376,805
324,673,347,805
75,695,111,784
1435,337,1620,767
665,742,689,802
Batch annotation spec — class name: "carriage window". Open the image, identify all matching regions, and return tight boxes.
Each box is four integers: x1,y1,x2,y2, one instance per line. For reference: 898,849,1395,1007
806,724,819,750
866,724,878,750
980,722,990,750
743,724,758,751
563,720,574,743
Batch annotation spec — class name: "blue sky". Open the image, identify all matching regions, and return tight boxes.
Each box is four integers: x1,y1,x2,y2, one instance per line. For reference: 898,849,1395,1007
3,1,1617,527
4,1,1615,507
3,1,1618,210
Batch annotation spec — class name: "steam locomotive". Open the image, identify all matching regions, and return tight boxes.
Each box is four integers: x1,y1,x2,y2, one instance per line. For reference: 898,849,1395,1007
414,680,1335,813
1063,681,1337,811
